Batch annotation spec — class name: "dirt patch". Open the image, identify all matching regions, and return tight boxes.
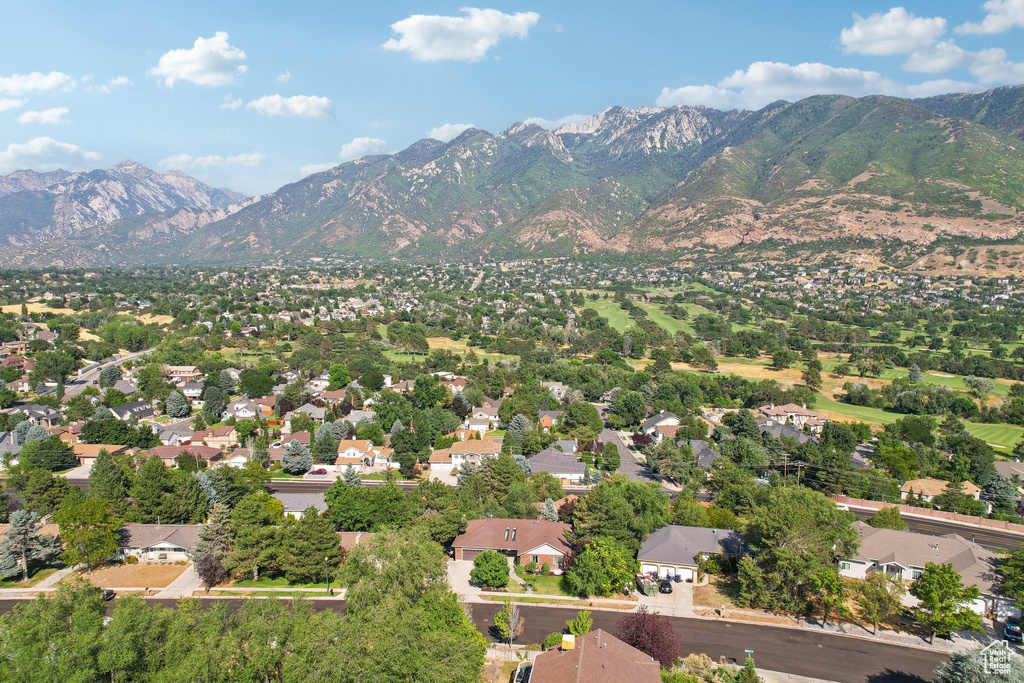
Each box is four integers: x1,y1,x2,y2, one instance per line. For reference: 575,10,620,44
136,313,174,325
81,563,187,588
0,302,75,315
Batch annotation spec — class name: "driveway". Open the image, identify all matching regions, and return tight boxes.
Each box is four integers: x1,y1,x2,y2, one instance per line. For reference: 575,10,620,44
447,559,479,597
600,428,674,493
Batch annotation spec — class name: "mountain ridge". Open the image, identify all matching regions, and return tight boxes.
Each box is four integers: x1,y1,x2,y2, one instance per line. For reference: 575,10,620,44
3,85,1024,268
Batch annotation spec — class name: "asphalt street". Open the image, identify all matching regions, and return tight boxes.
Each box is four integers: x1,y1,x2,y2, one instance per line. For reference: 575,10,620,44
0,597,948,682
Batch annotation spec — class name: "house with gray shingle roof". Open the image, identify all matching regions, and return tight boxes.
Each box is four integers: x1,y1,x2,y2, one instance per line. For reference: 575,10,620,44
529,446,585,484
637,525,748,581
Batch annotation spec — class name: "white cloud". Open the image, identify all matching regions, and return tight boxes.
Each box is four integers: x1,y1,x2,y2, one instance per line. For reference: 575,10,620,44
967,47,1024,83
0,71,74,96
338,137,389,160
427,122,475,141
221,95,242,110
522,113,591,130
0,98,25,112
300,162,337,175
148,31,247,87
902,41,1024,83
246,94,333,119
276,69,291,83
902,39,971,73
656,84,744,109
157,151,265,171
903,79,982,97
382,7,540,62
957,0,1024,34
0,137,100,173
18,107,70,124
88,75,132,94
840,8,946,56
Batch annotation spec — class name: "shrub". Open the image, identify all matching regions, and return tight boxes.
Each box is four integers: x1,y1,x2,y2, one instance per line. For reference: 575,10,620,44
543,632,563,650
470,550,509,589
125,555,138,565
541,562,550,576
524,561,538,574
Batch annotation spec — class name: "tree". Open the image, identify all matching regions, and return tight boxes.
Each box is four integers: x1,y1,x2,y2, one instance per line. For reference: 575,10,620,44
963,375,994,399
493,597,524,654
737,486,858,613
908,364,923,384
412,375,447,408
342,466,362,487
689,344,718,372
282,440,313,475
53,498,122,570
327,363,351,390
562,536,637,597
540,498,558,522
601,442,620,471
572,476,669,553
1000,545,1024,611
279,509,343,584
164,391,190,418
855,571,906,635
614,605,680,668
0,509,59,581
611,390,646,426
933,646,1024,682
312,433,339,464
202,385,225,421
811,567,848,628
562,401,603,435
984,474,1018,516
566,609,592,637
192,503,232,591
910,562,984,643
866,506,908,530
99,364,122,388
239,369,274,398
802,360,823,391
30,350,76,387
342,527,448,613
469,549,509,588
729,409,761,440
771,349,797,370
17,435,75,471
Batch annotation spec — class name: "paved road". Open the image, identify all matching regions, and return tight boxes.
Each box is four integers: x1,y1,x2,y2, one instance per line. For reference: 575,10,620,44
600,428,677,495
64,349,150,399
851,509,1023,551
0,598,948,682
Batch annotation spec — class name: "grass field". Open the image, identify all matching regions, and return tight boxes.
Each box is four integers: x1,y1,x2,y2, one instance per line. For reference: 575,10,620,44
964,423,1024,452
581,299,632,332
0,567,56,589
233,577,343,589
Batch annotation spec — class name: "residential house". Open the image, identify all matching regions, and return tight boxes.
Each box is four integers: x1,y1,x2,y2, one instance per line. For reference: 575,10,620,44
73,443,129,468
839,521,996,614
16,403,64,427
253,396,276,418
272,492,328,518
148,444,222,468
118,523,201,562
688,440,721,469
158,426,193,447
192,426,239,450
528,447,585,484
530,629,660,683
110,400,154,422
345,409,375,425
537,410,562,433
901,478,981,503
452,518,572,573
640,411,680,443
427,438,502,472
163,365,201,383
280,430,310,446
540,381,568,401
112,379,139,396
756,403,830,434
284,403,326,431
179,382,204,400
222,398,258,421
321,389,348,406
440,377,466,394
760,422,817,444
335,439,377,473
637,525,749,581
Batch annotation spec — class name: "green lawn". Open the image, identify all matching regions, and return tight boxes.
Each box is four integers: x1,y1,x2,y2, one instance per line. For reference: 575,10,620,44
964,423,1024,452
581,300,632,333
0,567,57,589
633,302,691,336
530,575,568,596
815,396,899,425
233,577,344,589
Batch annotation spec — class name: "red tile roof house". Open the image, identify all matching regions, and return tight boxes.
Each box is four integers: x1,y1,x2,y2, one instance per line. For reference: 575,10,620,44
452,519,572,574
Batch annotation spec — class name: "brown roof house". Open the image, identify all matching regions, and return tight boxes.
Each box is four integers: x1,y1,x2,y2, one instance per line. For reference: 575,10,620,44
530,629,660,683
193,426,239,450
427,438,502,472
839,521,997,614
900,478,981,503
118,523,201,562
453,518,571,574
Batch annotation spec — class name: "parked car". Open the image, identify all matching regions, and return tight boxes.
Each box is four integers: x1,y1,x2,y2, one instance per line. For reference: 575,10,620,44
102,589,116,601
1006,621,1022,642
310,468,327,475
659,579,673,594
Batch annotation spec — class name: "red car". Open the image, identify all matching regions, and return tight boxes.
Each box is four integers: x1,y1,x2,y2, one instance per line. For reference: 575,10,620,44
309,468,328,475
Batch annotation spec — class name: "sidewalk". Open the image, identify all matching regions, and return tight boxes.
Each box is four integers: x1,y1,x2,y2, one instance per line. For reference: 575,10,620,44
154,564,202,599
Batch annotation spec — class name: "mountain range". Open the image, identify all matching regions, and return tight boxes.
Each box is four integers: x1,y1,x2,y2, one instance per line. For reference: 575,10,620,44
4,85,1024,269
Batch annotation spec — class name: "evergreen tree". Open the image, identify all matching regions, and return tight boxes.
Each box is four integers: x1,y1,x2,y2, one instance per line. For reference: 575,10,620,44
193,503,232,591
280,508,343,584
312,433,339,464
88,449,129,512
282,440,313,475
984,474,1018,516
908,364,923,384
0,509,56,581
866,506,908,530
128,456,176,523
24,425,48,444
342,466,362,487
99,364,122,388
164,391,190,419
540,498,558,521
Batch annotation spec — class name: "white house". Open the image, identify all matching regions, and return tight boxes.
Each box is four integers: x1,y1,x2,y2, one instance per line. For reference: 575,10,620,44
427,438,502,472
118,524,200,562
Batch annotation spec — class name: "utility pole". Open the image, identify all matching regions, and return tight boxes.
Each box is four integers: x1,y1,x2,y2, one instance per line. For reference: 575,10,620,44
796,462,803,487
783,453,788,484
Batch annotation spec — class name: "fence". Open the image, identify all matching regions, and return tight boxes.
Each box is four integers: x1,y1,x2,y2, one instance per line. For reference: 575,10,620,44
485,646,539,662
833,495,1024,535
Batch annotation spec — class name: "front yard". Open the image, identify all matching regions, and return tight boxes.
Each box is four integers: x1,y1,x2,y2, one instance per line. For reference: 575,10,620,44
80,563,188,588
0,567,57,589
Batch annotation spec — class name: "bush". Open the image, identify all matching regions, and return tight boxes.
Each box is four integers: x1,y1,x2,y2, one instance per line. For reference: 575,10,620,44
470,550,509,589
524,561,538,574
125,555,138,565
543,632,564,650
541,562,550,576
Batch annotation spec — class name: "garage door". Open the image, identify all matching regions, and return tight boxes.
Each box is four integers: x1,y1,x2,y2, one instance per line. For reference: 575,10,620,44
641,564,658,575
461,549,482,561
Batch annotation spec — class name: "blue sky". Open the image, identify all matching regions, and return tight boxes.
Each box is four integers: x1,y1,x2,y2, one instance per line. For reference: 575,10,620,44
2,1,1024,194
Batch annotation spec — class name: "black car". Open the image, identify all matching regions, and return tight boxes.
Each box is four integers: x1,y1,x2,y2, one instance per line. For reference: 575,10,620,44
659,579,673,594
102,589,116,601
1006,621,1022,642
